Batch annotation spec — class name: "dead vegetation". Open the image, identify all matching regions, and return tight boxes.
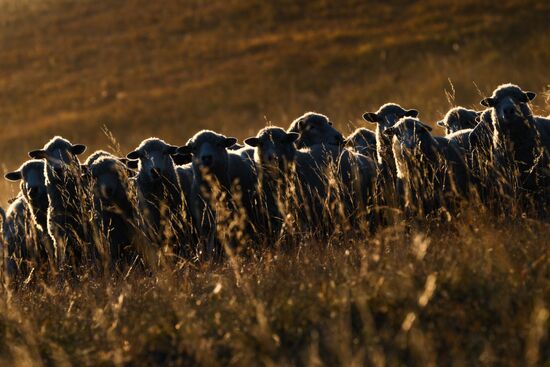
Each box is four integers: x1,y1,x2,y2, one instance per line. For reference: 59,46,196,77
0,1,549,366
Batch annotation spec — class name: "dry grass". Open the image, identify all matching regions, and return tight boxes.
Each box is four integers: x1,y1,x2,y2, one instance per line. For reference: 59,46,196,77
1,0,550,366
1,211,549,366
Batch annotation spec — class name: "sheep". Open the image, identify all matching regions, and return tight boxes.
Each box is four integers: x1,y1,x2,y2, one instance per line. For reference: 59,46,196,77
287,112,375,207
176,163,194,198
384,117,469,217
2,196,31,278
4,160,55,274
227,145,259,223
457,107,516,211
2,160,56,278
468,108,494,172
345,127,377,160
287,112,345,149
244,127,301,239
174,162,198,249
126,138,189,253
298,140,374,230
287,112,378,216
438,107,484,155
5,160,50,236
470,108,495,149
245,126,376,237
362,103,419,166
331,147,378,229
245,126,342,235
436,107,480,135
81,150,135,191
479,83,550,213
178,131,232,256
432,135,470,196
86,154,139,267
286,112,343,191
28,136,90,268
362,103,419,218
177,130,259,256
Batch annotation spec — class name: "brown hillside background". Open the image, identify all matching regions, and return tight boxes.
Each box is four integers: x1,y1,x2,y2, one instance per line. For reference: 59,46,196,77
0,0,549,202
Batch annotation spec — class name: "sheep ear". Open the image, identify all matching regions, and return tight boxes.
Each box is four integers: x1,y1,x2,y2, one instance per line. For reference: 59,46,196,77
285,132,300,143
177,145,193,155
362,112,379,123
405,109,419,117
5,171,22,181
383,127,397,137
480,97,494,107
164,145,178,155
436,120,446,127
126,150,142,160
172,153,192,165
71,144,87,155
222,137,238,148
244,137,260,147
29,149,47,159
525,91,536,101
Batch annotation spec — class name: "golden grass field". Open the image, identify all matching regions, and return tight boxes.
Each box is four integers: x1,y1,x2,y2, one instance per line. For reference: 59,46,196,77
0,0,549,366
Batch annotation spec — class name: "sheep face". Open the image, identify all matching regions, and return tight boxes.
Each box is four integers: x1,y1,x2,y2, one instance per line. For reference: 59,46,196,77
5,160,47,209
437,107,480,134
384,118,435,158
127,138,178,183
178,130,236,177
363,103,419,132
481,84,536,133
89,159,129,202
245,127,299,173
288,112,344,148
28,136,86,171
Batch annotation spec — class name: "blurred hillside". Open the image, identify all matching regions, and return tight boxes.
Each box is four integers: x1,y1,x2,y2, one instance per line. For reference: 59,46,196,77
0,0,549,194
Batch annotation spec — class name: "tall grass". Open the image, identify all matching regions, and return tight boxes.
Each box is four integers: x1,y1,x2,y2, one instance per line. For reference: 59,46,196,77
1,207,549,366
1,126,550,365
0,0,549,365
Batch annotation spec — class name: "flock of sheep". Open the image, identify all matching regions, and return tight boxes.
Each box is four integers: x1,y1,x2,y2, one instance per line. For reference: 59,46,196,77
1,83,550,278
